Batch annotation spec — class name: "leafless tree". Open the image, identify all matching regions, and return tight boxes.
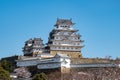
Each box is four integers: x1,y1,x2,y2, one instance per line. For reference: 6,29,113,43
14,67,31,78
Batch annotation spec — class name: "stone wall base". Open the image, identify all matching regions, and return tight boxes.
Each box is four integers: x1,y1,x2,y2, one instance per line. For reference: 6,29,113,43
50,50,82,58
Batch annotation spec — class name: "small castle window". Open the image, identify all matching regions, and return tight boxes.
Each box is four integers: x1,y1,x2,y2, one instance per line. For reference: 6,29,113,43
67,47,69,49
75,38,77,40
65,26,67,27
55,37,58,39
58,47,61,49
73,43,75,45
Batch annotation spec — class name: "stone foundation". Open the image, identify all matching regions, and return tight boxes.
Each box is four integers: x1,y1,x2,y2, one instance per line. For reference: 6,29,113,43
50,50,82,58
61,67,70,73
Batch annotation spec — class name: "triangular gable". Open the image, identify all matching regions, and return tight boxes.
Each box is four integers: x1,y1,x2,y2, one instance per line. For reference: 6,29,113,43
54,53,70,58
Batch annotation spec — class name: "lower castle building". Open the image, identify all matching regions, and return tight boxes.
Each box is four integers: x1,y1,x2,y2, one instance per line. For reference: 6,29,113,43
16,53,120,73
17,53,71,73
16,19,120,73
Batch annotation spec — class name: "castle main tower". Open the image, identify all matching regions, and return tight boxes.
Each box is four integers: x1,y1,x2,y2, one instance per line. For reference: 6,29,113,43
47,19,84,58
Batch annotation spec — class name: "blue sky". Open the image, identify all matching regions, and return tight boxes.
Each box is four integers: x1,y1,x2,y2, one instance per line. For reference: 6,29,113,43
0,0,120,59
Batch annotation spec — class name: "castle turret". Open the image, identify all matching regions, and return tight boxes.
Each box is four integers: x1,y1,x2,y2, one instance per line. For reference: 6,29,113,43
47,18,84,58
23,38,44,56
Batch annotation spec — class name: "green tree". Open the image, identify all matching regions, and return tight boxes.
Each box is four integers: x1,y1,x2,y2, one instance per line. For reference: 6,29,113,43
33,73,48,80
1,60,12,72
0,66,11,80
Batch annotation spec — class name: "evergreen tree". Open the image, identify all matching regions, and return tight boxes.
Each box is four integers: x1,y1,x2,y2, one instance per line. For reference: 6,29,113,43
0,66,11,80
33,73,48,80
1,60,13,72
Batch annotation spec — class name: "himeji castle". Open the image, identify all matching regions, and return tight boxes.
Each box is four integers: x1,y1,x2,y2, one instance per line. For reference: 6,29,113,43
16,19,120,73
